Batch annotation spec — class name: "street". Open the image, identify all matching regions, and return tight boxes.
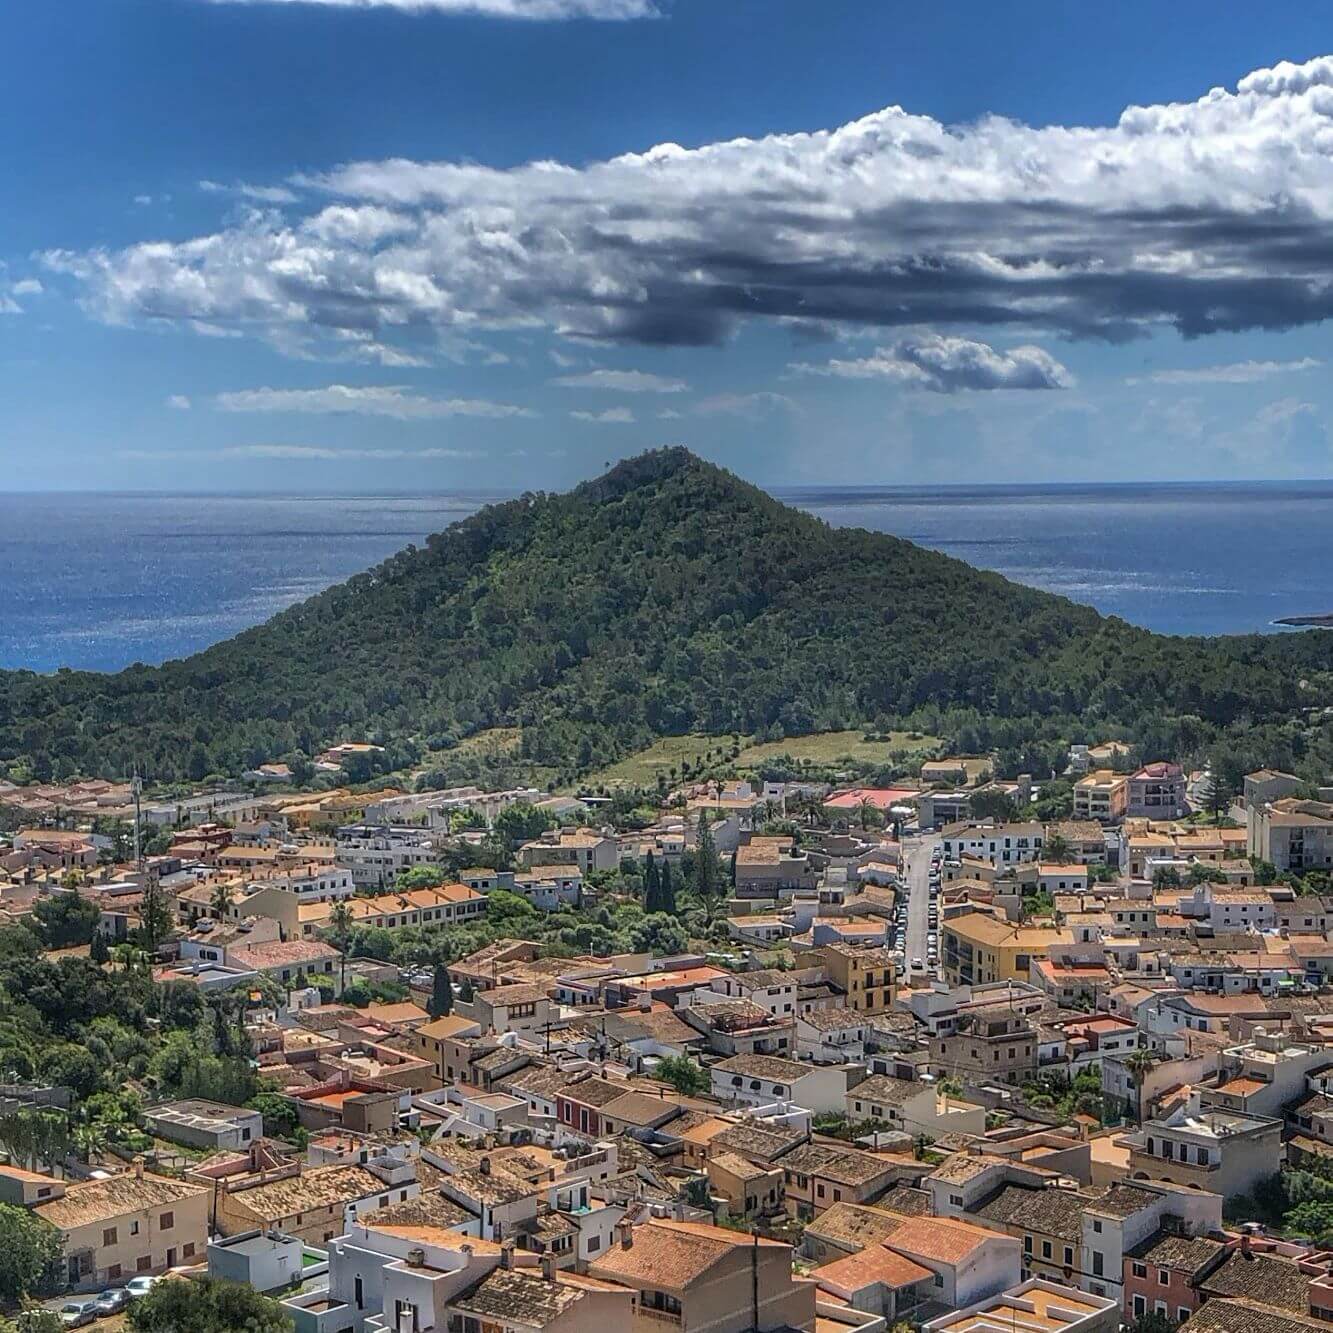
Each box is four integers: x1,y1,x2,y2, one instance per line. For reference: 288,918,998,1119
902,832,939,981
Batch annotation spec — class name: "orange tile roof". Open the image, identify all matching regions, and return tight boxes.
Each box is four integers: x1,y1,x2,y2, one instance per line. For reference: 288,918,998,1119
813,1244,933,1293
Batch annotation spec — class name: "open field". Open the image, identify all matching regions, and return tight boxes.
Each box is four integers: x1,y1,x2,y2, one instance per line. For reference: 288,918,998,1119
737,730,939,767
451,727,522,757
585,734,740,787
585,729,941,789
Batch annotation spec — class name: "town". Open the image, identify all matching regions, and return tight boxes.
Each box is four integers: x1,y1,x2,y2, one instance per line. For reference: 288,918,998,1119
3,737,1333,1333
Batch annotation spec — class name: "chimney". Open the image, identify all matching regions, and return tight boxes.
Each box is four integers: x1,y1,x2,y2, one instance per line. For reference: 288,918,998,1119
1241,1234,1252,1258
406,1247,425,1268
616,1220,634,1250
500,1240,515,1270
480,1156,492,1176
541,1252,556,1281
133,1156,144,1180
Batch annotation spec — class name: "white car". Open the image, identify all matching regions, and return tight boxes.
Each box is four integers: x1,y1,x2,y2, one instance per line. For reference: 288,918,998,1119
126,1275,163,1299
911,957,924,971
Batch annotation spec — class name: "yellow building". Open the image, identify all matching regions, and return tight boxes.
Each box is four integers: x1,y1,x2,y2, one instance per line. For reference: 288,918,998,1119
821,943,897,1013
941,911,1071,986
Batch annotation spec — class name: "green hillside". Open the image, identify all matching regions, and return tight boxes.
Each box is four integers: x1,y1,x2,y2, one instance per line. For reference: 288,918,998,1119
1,449,1331,784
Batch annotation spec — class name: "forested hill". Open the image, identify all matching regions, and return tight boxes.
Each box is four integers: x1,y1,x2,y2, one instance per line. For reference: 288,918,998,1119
2,448,1331,783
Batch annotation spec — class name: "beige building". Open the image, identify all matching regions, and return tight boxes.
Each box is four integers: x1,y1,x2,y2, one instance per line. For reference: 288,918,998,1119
734,835,818,896
588,1217,815,1333
1248,798,1333,872
33,1162,209,1291
821,942,897,1014
1126,1105,1282,1198
1072,773,1128,823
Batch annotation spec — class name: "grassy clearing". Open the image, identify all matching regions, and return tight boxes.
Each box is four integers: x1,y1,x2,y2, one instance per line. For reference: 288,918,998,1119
737,730,939,767
452,726,522,757
588,734,741,788
586,728,941,789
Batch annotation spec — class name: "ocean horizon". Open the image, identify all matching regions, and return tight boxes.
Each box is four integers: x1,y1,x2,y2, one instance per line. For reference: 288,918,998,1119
3,479,1332,674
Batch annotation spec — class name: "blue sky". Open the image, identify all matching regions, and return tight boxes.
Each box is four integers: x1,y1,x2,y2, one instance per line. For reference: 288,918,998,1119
5,0,1333,490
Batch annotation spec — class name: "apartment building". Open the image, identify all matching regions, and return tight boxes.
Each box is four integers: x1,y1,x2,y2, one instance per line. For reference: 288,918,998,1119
941,911,1071,987
1248,798,1333,872
941,822,1045,868
516,827,619,875
1126,1105,1283,1198
822,942,897,1014
710,1052,849,1113
1127,764,1188,820
333,824,439,889
929,1005,1039,1086
1073,773,1129,823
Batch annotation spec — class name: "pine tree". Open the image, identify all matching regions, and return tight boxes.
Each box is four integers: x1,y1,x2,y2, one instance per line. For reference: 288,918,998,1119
430,965,454,1018
660,860,676,915
89,931,109,966
644,851,662,914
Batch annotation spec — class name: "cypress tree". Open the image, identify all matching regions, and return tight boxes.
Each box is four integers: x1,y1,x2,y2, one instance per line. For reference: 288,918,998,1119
430,965,454,1018
644,851,662,914
660,860,676,915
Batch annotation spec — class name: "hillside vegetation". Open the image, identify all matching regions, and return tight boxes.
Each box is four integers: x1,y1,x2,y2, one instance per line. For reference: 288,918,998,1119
2,449,1331,784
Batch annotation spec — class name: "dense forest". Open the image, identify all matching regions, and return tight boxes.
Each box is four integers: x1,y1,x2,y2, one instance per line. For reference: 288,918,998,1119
2,448,1331,783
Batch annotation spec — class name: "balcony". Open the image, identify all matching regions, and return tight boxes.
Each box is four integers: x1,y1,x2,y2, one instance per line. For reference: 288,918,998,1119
639,1305,683,1325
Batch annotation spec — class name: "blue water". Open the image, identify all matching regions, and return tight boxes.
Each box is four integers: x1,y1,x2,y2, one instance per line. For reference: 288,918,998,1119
1,482,1330,672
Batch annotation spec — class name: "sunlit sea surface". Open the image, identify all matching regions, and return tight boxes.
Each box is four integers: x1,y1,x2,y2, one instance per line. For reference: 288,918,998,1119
2,481,1330,672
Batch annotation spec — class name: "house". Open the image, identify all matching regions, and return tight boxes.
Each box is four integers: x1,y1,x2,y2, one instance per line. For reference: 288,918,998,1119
821,943,897,1014
469,983,554,1038
925,1279,1120,1333
734,835,818,896
143,1100,264,1152
710,1053,849,1113
1244,770,1304,809
876,1214,1023,1309
226,938,342,990
1072,774,1129,824
208,1229,310,1294
781,1143,902,1220
213,1159,419,1247
941,822,1045,868
810,1243,935,1323
1127,764,1189,820
1124,1231,1231,1324
298,883,485,937
847,1076,986,1137
929,1005,1040,1086
32,1160,210,1291
707,1151,785,1220
517,828,619,875
588,1217,815,1333
1126,1104,1283,1197
796,1008,869,1063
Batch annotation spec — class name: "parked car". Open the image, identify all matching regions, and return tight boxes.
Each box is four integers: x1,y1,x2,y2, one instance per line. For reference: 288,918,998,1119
126,1275,163,1299
96,1287,132,1314
57,1302,97,1329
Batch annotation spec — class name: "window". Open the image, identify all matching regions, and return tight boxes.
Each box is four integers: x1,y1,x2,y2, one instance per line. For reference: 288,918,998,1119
950,1194,964,1207
1092,1251,1103,1277
1180,1311,1191,1324
1132,1263,1148,1279
1092,1219,1102,1234
1064,1247,1074,1266
182,1243,195,1259
137,1257,151,1273
130,1221,139,1236
103,1227,118,1247
1134,1298,1146,1319
1156,1302,1169,1318
1042,1241,1052,1259
108,1265,121,1280
1159,1269,1170,1286
160,1212,174,1230
588,1236,601,1253
1024,1236,1033,1254
933,1274,944,1289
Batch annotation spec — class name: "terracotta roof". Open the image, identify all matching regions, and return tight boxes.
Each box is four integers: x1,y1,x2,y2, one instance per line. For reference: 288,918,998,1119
454,1268,586,1327
884,1214,1007,1265
35,1170,207,1230
227,1163,384,1221
803,1201,902,1251
1200,1252,1313,1311
1127,1229,1229,1275
588,1218,785,1289
781,1143,896,1187
1185,1298,1329,1333
812,1244,933,1293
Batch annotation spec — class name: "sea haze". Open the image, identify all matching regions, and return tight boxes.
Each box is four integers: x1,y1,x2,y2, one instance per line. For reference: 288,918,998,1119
2,481,1331,673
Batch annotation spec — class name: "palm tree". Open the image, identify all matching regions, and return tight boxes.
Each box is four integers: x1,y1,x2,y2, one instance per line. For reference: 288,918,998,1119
73,1121,108,1165
209,881,234,921
328,899,354,993
1124,1048,1158,1124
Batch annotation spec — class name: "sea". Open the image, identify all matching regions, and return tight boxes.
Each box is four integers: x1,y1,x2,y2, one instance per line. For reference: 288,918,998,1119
2,481,1332,674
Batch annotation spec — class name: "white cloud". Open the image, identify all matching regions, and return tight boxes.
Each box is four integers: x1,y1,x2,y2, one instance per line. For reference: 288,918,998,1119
201,0,659,16
570,407,635,422
121,443,481,461
795,335,1073,393
11,279,43,297
47,56,1333,356
1129,357,1322,385
167,395,192,410
214,384,535,418
552,369,687,393
200,179,300,205
693,391,797,417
